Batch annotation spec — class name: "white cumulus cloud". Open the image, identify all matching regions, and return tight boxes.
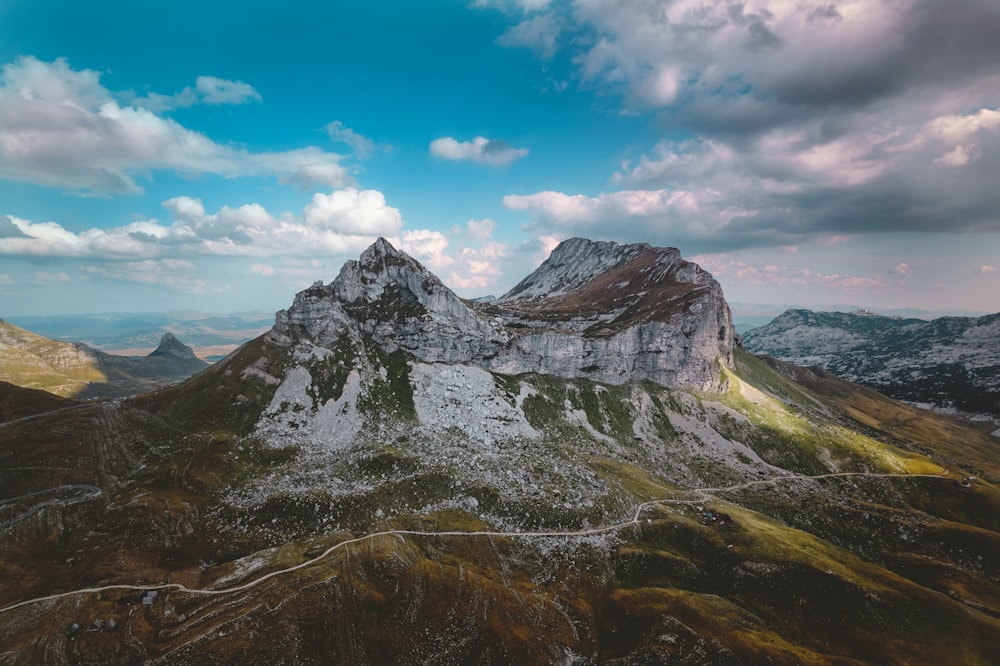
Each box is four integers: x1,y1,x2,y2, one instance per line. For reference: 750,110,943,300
497,14,561,58
0,187,407,260
430,136,529,166
279,162,355,190
325,121,383,158
126,75,262,112
302,189,403,236
466,218,496,242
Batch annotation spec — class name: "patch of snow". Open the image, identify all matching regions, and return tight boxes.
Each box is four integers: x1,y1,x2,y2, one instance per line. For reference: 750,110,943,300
293,343,331,364
241,364,281,385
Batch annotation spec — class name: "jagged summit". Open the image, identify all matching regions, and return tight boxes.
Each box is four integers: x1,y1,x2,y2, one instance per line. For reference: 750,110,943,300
275,237,504,361
499,238,657,301
271,237,734,391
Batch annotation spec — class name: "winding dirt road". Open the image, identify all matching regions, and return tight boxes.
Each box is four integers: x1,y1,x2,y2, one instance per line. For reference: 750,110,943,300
0,485,102,531
0,469,950,615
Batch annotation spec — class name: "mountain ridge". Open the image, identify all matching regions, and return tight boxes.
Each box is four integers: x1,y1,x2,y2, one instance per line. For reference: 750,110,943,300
743,307,1000,419
0,321,209,399
275,237,733,393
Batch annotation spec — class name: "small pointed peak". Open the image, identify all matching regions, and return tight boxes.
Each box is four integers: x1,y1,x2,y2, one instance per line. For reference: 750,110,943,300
151,332,195,358
359,237,402,264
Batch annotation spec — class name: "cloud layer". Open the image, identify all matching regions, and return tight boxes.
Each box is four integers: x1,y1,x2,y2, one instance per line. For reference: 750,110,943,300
488,0,1000,252
1,187,402,260
0,57,350,194
0,190,519,298
125,74,262,111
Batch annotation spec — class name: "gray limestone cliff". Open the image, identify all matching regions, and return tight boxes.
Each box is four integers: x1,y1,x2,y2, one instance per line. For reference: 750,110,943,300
272,237,735,392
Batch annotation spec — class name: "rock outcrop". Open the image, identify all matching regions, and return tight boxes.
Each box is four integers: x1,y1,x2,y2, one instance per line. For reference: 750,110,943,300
272,237,734,392
486,237,735,391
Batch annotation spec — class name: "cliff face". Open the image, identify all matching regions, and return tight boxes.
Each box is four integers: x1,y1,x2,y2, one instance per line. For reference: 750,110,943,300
273,237,734,392
486,237,734,391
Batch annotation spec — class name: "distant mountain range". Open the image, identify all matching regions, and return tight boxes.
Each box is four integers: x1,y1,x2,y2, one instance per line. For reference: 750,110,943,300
0,320,209,399
743,308,1000,419
4,311,273,360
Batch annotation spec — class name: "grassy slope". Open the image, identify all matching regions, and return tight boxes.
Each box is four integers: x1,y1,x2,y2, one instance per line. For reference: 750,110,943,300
748,351,1000,480
0,321,106,396
0,381,83,422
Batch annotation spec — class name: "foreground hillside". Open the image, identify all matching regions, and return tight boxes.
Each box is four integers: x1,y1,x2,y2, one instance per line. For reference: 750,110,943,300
743,308,1000,419
1,239,998,664
0,321,208,399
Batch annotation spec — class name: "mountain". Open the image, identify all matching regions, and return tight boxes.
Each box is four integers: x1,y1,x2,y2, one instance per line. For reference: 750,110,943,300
742,308,1000,419
0,321,209,399
276,236,733,392
4,311,274,361
0,239,998,664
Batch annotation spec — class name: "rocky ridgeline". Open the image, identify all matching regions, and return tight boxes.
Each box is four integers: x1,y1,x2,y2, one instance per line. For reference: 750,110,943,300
743,308,1000,418
273,237,734,392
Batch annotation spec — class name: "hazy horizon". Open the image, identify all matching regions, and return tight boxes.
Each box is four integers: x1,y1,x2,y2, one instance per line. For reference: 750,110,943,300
5,300,993,327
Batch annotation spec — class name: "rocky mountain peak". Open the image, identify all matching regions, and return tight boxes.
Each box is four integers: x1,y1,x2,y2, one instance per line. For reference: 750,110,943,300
496,237,713,313
271,236,734,392
274,238,504,359
362,235,407,263
498,237,654,302
489,238,733,364
330,236,452,310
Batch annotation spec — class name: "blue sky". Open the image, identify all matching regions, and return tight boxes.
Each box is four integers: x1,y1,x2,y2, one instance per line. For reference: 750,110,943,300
1,0,999,318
